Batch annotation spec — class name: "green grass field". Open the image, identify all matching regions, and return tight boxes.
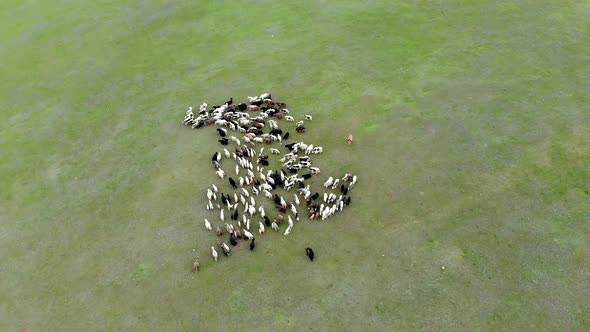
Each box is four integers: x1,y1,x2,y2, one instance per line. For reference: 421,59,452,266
2,0,589,330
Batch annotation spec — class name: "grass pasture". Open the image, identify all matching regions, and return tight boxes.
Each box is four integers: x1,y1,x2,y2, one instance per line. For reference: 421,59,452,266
1,0,590,330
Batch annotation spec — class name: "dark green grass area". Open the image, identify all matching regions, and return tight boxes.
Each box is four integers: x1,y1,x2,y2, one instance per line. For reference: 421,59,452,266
1,0,589,330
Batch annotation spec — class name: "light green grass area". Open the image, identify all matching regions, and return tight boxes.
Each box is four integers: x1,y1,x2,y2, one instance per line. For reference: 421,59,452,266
1,0,589,330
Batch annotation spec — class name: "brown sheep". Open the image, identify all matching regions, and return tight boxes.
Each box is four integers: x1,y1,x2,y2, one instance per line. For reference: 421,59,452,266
193,257,200,272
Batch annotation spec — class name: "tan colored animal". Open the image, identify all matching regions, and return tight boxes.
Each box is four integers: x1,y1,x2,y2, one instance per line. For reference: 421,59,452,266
193,257,200,272
211,247,218,262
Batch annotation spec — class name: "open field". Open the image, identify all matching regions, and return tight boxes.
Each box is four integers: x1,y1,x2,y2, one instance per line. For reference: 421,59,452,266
1,0,589,330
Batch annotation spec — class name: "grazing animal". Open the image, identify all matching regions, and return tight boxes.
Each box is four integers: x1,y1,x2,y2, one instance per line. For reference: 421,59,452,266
283,132,290,140
243,230,254,240
205,219,212,231
305,247,315,261
220,209,224,222
311,192,319,201
216,128,227,137
264,216,271,227
193,256,200,272
229,177,237,189
324,177,334,188
221,243,230,256
284,225,292,236
230,232,238,246
259,222,265,234
305,115,313,120
331,179,340,190
219,138,229,145
271,222,279,231
250,238,256,251
211,247,218,262
215,226,223,236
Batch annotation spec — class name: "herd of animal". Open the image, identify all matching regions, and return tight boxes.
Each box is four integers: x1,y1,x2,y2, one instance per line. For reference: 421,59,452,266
184,93,357,273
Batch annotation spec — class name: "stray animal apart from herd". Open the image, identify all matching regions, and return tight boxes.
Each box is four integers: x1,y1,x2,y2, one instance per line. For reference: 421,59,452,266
184,93,358,272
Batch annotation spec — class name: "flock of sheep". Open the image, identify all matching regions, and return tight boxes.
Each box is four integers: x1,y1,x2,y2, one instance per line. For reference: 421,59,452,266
183,93,358,272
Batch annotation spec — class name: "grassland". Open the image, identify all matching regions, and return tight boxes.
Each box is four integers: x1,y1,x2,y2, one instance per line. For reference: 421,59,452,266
1,0,589,330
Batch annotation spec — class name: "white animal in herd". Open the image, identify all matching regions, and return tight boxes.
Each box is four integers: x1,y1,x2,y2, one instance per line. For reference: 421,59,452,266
205,219,212,231
259,222,265,234
324,177,333,188
243,230,254,240
284,225,292,236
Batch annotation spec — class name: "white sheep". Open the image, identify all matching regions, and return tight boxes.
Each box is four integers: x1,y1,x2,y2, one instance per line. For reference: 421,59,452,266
294,194,300,206
324,177,334,188
310,167,320,174
205,219,212,231
226,223,234,233
270,148,280,155
284,225,292,236
216,169,225,179
331,179,340,190
271,222,279,231
220,209,224,222
212,184,218,193
259,206,266,218
259,222,265,234
285,115,294,122
243,229,254,240
305,115,313,121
